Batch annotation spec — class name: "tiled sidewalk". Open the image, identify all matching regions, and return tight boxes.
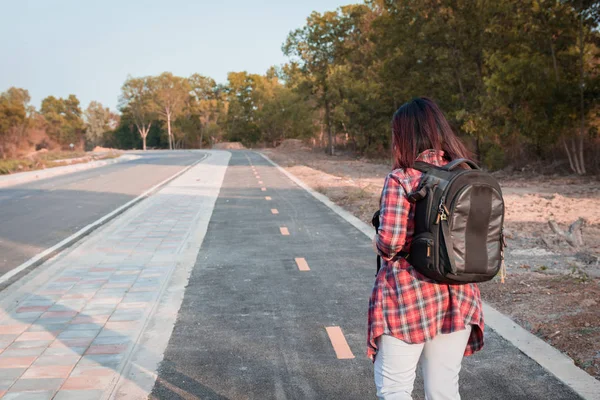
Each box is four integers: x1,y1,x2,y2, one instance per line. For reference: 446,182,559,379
0,152,229,399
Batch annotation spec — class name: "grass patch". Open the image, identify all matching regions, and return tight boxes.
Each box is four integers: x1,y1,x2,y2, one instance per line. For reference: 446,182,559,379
0,151,120,175
37,151,86,162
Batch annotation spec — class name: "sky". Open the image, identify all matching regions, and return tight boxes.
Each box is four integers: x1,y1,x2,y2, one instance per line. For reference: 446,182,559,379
0,0,350,111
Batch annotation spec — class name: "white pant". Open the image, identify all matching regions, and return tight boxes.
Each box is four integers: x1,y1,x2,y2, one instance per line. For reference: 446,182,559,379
374,326,472,400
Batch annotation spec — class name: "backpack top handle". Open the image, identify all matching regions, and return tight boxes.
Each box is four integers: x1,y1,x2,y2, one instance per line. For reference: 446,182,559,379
442,158,480,171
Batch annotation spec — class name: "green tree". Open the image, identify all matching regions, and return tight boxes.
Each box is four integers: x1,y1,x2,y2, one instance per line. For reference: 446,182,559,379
150,72,190,150
225,71,261,145
119,77,155,151
40,94,85,149
284,10,355,155
187,74,227,148
0,87,32,158
84,101,118,149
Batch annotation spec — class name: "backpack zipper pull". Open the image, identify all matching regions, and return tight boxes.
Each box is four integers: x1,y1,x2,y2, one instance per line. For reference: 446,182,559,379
436,197,448,224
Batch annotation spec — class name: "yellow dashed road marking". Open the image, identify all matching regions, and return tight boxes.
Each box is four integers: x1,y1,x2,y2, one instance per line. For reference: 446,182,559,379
325,327,355,359
295,257,310,271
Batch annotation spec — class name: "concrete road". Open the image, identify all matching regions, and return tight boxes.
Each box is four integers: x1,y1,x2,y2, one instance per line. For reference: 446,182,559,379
150,151,582,400
0,151,205,277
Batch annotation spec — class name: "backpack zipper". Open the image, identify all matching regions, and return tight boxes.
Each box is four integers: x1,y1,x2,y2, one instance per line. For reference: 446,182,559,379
435,196,449,224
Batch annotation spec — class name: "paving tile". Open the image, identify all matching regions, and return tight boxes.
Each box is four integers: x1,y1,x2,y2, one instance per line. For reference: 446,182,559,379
57,330,100,340
0,368,26,380
103,322,139,332
0,334,19,344
90,336,130,346
79,307,115,316
108,311,144,322
55,277,80,283
34,316,73,325
85,344,128,355
25,296,61,303
0,347,45,358
0,325,30,336
0,379,15,391
77,354,124,369
49,338,94,349
0,357,37,368
87,298,121,306
48,304,84,313
37,290,68,296
15,307,50,314
64,324,101,331
115,302,147,310
39,311,78,319
9,377,64,392
60,293,95,300
15,332,58,342
21,365,74,379
103,283,131,289
26,323,68,333
4,313,43,323
53,389,105,400
32,355,80,367
2,390,55,400
60,375,113,390
70,316,109,325
41,347,86,357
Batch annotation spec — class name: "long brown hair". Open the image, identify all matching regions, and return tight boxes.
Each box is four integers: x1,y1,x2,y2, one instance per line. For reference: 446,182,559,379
391,97,471,170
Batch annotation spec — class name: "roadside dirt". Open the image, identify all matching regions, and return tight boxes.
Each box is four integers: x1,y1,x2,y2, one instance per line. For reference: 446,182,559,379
262,146,600,380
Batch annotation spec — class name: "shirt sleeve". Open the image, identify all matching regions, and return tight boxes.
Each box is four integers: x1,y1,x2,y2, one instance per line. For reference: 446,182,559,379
375,173,410,261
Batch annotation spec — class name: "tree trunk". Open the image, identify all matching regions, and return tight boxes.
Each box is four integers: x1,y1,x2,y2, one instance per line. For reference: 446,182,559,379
550,40,559,84
324,94,333,156
577,3,587,174
571,138,582,174
563,138,576,173
167,111,173,150
137,123,150,151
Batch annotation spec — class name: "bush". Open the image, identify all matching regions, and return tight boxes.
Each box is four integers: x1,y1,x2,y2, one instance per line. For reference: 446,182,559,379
480,143,505,171
0,159,36,175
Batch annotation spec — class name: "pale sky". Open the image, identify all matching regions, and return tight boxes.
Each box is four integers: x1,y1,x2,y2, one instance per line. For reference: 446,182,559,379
1,0,350,111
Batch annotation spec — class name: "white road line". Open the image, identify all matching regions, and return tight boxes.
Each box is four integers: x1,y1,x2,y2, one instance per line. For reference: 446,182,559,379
110,150,231,399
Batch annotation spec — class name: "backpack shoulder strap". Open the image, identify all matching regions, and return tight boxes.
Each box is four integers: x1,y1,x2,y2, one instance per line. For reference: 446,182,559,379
412,161,436,173
441,158,480,171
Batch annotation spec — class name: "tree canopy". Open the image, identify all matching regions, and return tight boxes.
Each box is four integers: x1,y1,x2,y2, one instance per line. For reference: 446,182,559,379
1,0,598,173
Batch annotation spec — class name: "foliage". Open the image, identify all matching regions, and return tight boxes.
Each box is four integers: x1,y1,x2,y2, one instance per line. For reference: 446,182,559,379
0,87,32,158
84,101,118,150
2,0,599,173
150,72,190,149
40,94,85,149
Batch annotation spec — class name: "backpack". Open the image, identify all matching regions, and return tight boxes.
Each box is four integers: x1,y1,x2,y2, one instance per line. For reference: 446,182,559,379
373,158,506,284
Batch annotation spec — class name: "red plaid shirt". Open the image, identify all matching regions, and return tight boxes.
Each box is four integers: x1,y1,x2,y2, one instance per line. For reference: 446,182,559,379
367,149,484,360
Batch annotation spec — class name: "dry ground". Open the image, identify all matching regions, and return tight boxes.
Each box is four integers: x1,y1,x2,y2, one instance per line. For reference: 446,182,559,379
262,146,600,380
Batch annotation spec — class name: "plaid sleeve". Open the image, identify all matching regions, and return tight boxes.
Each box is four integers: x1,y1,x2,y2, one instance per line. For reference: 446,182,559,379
375,173,410,261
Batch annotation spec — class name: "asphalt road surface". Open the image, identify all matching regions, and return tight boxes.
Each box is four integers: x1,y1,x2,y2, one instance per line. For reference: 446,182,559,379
149,151,582,400
0,151,205,278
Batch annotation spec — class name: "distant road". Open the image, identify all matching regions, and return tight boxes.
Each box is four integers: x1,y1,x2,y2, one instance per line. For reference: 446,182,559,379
0,151,205,278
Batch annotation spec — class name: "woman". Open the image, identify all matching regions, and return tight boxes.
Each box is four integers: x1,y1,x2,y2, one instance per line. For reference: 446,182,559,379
369,97,484,400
